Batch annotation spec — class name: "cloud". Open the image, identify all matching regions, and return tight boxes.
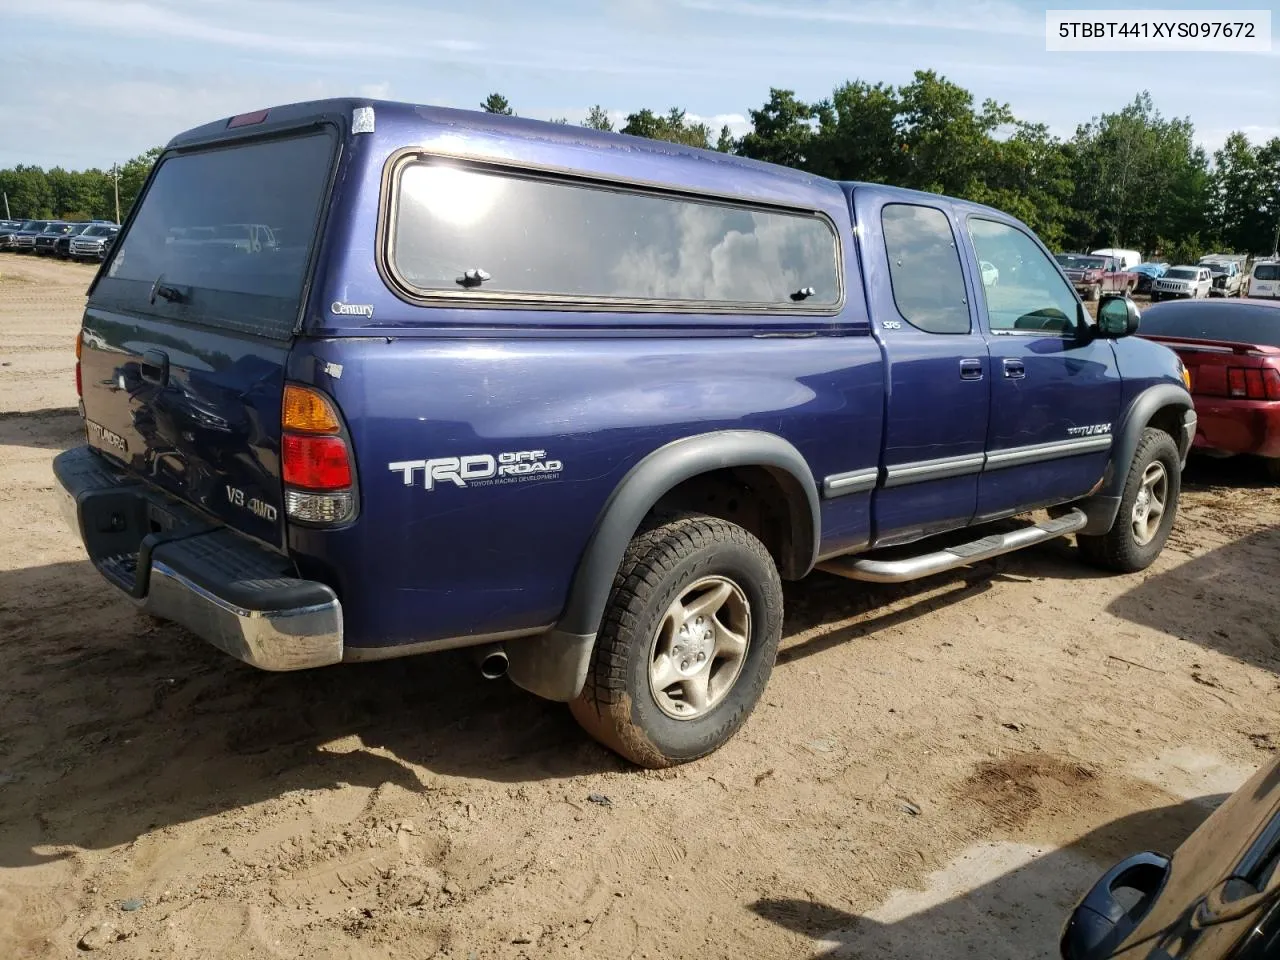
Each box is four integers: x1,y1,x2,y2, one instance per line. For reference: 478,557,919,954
677,0,1040,36
8,0,480,59
358,82,393,101
0,76,345,167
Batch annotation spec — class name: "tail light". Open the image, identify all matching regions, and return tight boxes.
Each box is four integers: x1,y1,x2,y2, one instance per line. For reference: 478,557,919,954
281,384,356,524
1226,367,1280,400
74,330,83,399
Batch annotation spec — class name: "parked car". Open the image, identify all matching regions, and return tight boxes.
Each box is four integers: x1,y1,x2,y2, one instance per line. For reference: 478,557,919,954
165,222,278,254
1061,753,1280,959
1091,247,1144,271
1130,262,1170,294
1202,260,1245,297
54,99,1195,768
12,219,51,252
53,222,93,260
68,223,119,262
1136,298,1280,478
0,219,22,250
1056,253,1139,300
33,221,78,256
1151,265,1213,301
980,259,999,286
1246,259,1280,299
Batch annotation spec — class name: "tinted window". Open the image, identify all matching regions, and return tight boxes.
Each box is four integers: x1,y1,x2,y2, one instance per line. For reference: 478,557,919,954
1166,268,1197,280
100,132,335,339
968,218,1080,333
880,203,970,334
1140,302,1280,347
1255,264,1280,281
390,161,840,308
1057,254,1104,269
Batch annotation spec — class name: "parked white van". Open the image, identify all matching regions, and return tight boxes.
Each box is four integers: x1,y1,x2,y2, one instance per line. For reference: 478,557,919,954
1248,259,1280,299
1091,248,1143,271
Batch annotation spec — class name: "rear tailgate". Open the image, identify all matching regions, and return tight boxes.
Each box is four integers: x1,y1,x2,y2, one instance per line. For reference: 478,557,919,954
79,128,338,548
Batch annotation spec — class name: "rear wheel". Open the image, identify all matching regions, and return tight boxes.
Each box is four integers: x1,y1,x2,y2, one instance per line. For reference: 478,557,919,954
1077,428,1181,573
1266,458,1280,483
569,514,783,768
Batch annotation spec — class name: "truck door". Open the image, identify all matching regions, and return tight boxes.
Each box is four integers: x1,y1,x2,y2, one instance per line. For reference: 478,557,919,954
962,215,1123,522
852,190,991,547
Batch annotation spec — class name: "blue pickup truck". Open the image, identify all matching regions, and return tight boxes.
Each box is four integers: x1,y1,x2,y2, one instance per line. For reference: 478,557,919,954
55,99,1195,768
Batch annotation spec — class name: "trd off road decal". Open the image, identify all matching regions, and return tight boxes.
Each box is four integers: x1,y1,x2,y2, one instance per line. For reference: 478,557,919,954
389,450,564,491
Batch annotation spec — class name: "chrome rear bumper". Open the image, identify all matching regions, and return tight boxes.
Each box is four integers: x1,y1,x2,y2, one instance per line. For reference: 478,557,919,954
54,446,342,671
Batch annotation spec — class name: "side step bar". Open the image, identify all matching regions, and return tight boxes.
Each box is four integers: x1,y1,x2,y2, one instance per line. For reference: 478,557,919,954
817,509,1087,584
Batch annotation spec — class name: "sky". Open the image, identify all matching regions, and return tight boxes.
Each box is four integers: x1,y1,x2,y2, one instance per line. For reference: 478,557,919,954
3,0,1278,170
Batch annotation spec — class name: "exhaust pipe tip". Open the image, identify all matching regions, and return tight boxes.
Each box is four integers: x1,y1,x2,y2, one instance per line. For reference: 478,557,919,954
472,643,509,680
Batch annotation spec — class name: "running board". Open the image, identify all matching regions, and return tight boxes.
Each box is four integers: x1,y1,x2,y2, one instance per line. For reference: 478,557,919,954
816,509,1087,584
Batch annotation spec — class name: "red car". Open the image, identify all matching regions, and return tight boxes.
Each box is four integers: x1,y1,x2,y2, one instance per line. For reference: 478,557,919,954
1138,299,1280,477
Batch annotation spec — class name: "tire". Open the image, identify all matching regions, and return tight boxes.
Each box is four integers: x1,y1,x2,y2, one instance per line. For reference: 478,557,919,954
569,514,783,768
1077,428,1181,573
1266,458,1280,483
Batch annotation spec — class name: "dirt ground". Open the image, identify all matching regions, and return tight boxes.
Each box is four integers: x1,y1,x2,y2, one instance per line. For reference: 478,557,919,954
1,251,1278,960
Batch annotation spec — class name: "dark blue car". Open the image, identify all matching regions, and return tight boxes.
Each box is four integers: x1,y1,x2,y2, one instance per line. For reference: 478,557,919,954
54,99,1195,767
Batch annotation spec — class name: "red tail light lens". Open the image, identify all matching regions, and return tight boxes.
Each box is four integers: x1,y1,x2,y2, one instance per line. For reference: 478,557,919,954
1226,366,1280,400
280,383,356,523
1228,368,1248,397
1267,369,1280,400
282,434,352,490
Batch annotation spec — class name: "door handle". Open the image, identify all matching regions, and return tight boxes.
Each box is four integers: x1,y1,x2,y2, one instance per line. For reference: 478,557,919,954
140,349,169,387
959,358,983,380
1003,358,1026,379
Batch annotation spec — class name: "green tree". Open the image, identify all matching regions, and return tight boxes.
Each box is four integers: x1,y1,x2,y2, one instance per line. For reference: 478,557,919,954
715,124,735,153
895,71,1013,197
582,105,614,132
620,107,711,148
0,165,54,219
1212,132,1270,253
481,93,513,115
737,88,815,169
1067,92,1212,253
116,147,163,220
808,80,904,182
1257,137,1280,255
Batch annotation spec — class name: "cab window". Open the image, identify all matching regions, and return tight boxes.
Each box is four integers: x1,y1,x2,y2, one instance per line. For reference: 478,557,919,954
967,218,1080,334
880,203,970,334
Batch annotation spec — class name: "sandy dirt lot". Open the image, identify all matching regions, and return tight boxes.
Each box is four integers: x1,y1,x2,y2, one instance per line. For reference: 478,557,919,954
1,251,1278,959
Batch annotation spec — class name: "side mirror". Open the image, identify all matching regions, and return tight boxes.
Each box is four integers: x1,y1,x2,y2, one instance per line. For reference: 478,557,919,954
1098,295,1140,338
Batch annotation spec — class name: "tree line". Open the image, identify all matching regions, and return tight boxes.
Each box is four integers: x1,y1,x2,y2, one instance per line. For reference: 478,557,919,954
485,77,1278,261
4,74,1275,262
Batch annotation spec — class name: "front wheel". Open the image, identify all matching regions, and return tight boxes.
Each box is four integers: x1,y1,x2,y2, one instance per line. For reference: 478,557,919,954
570,514,783,768
1077,428,1181,573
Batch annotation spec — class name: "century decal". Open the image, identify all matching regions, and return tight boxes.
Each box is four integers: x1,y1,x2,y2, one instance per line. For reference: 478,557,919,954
1066,423,1112,437
389,449,564,490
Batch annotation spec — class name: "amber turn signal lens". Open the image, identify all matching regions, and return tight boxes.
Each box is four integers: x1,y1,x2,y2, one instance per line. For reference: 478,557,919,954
75,330,83,360
282,384,341,434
